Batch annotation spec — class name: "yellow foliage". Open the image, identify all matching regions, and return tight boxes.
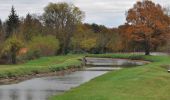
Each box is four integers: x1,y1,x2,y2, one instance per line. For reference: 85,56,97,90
80,38,97,51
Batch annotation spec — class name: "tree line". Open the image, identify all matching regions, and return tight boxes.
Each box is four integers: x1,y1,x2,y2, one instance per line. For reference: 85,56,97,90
0,3,118,64
0,0,169,64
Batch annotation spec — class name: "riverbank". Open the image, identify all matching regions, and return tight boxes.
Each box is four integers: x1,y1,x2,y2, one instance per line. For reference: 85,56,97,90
0,67,81,85
0,54,84,85
50,54,170,100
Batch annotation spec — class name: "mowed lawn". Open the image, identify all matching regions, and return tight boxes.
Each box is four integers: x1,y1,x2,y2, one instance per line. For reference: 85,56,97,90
0,54,83,79
50,54,170,100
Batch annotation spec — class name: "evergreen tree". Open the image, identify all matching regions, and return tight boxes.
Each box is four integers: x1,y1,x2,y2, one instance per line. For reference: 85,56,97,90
0,19,4,41
5,6,20,39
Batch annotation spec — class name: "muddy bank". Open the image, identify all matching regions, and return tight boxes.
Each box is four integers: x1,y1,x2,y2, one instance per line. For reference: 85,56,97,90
0,66,83,85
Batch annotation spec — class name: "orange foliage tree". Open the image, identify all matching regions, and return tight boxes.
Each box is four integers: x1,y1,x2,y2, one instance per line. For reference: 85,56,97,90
121,0,170,55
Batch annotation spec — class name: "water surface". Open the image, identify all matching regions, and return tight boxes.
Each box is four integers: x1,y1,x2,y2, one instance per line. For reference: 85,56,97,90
0,71,107,100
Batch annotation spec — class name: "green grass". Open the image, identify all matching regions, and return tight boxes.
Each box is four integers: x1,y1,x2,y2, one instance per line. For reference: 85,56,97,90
50,54,170,100
0,54,84,78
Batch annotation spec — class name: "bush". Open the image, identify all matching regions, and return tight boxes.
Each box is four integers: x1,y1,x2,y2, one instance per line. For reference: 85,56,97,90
80,38,97,52
19,35,60,61
1,36,23,64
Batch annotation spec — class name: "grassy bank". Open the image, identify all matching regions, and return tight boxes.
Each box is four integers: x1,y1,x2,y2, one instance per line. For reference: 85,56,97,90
0,54,83,79
50,54,170,100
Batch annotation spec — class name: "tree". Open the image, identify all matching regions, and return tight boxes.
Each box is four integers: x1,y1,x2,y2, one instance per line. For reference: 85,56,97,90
118,24,140,52
2,36,23,64
83,23,118,53
71,24,99,53
21,14,34,41
43,2,84,54
5,6,20,39
0,19,4,42
96,27,114,53
20,13,43,41
80,38,97,52
123,0,170,55
105,28,119,52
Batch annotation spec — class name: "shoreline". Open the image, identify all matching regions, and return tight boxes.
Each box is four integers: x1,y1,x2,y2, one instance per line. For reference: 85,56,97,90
0,57,150,85
0,66,83,85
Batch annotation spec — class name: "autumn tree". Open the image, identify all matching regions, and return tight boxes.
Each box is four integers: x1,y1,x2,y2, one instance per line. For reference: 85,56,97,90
123,0,170,55
43,2,84,54
5,6,20,39
71,24,96,53
118,24,140,52
84,23,118,53
96,27,114,53
106,28,119,52
71,23,118,53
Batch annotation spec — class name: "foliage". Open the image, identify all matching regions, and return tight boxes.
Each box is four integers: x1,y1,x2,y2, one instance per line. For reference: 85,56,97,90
1,36,23,64
0,19,4,42
43,2,84,54
0,3,120,59
19,14,44,41
71,25,98,53
5,6,20,39
71,24,118,54
28,35,60,57
120,0,170,55
80,38,97,52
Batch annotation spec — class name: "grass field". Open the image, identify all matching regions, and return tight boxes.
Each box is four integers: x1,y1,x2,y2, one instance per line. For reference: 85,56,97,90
0,54,84,79
50,54,170,100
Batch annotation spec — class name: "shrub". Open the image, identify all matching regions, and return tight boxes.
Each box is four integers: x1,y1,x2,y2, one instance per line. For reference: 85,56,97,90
1,36,23,64
80,38,97,52
28,35,60,56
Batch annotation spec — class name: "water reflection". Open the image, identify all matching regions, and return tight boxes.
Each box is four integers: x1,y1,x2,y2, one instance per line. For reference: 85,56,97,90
85,58,147,66
0,71,107,100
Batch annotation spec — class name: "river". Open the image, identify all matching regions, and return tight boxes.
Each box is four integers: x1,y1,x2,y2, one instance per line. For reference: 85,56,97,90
0,58,148,100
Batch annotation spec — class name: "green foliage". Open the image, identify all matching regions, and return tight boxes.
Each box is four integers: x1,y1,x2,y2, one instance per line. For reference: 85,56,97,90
71,25,101,53
80,38,97,51
43,2,84,54
5,6,20,38
71,24,119,54
28,35,60,57
1,36,23,64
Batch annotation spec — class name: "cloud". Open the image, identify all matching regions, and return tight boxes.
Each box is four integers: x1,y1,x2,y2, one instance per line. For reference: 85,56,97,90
0,0,169,27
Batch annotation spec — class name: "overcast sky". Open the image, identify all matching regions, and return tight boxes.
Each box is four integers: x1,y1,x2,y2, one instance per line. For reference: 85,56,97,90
0,0,169,27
